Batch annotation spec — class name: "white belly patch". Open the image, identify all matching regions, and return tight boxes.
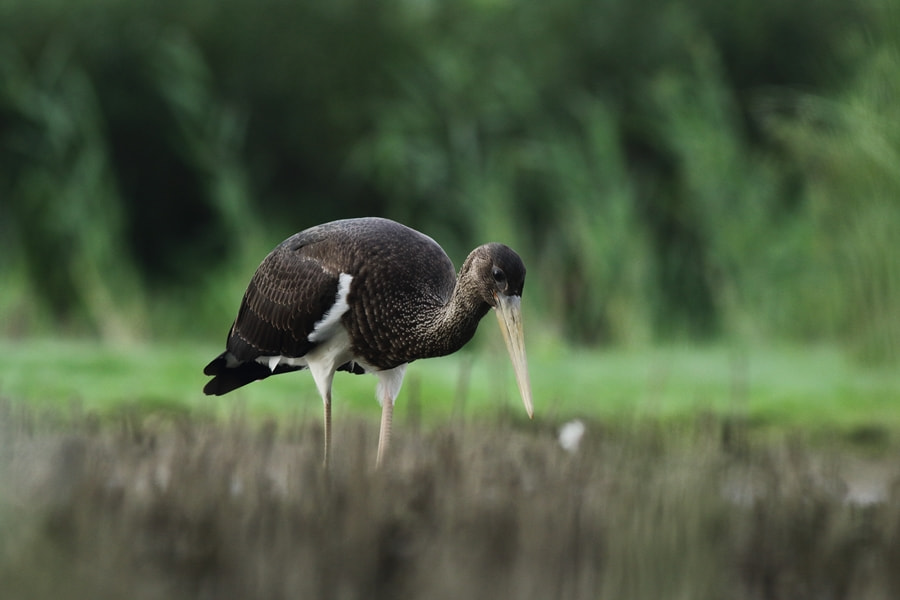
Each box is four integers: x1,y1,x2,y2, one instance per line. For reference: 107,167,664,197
257,327,370,374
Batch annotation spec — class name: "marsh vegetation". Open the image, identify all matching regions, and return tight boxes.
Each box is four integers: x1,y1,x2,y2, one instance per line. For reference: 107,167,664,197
2,401,899,600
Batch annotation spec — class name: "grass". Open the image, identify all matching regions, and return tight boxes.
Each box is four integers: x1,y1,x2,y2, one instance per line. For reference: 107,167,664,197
1,336,898,441
2,402,900,600
2,338,900,598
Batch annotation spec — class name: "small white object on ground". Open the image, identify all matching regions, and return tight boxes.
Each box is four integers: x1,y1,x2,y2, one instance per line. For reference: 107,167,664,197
558,419,586,453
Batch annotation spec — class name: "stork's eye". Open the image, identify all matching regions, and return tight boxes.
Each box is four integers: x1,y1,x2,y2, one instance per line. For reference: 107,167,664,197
492,267,506,284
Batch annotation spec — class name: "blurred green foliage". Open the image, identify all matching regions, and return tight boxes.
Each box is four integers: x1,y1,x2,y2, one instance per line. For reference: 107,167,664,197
1,0,898,361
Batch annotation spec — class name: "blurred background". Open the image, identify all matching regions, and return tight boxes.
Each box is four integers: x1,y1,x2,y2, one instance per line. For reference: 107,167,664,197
1,0,899,364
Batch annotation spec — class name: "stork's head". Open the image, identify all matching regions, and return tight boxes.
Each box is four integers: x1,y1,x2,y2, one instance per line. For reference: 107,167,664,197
468,243,533,419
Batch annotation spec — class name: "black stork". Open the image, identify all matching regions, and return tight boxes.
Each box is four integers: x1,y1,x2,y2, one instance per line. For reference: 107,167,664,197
203,217,533,467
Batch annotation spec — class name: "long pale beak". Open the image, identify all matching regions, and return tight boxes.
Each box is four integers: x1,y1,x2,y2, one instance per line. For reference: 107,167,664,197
494,293,534,419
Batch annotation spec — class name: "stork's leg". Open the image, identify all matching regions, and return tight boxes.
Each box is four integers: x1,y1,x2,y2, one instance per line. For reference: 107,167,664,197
308,361,337,469
376,399,393,468
374,364,408,469
323,394,332,469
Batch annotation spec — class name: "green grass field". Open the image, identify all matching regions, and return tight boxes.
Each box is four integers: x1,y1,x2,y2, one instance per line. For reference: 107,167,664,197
2,336,898,441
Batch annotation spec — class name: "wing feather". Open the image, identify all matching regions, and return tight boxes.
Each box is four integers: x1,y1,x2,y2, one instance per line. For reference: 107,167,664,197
226,237,340,362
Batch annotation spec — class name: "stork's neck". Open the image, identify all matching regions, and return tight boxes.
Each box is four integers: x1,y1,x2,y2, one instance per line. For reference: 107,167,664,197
418,254,491,358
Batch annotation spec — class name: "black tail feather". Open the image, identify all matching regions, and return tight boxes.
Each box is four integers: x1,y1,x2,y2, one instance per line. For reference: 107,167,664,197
203,354,275,396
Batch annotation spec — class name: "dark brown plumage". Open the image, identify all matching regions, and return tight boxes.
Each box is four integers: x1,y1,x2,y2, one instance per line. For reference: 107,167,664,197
203,217,532,467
